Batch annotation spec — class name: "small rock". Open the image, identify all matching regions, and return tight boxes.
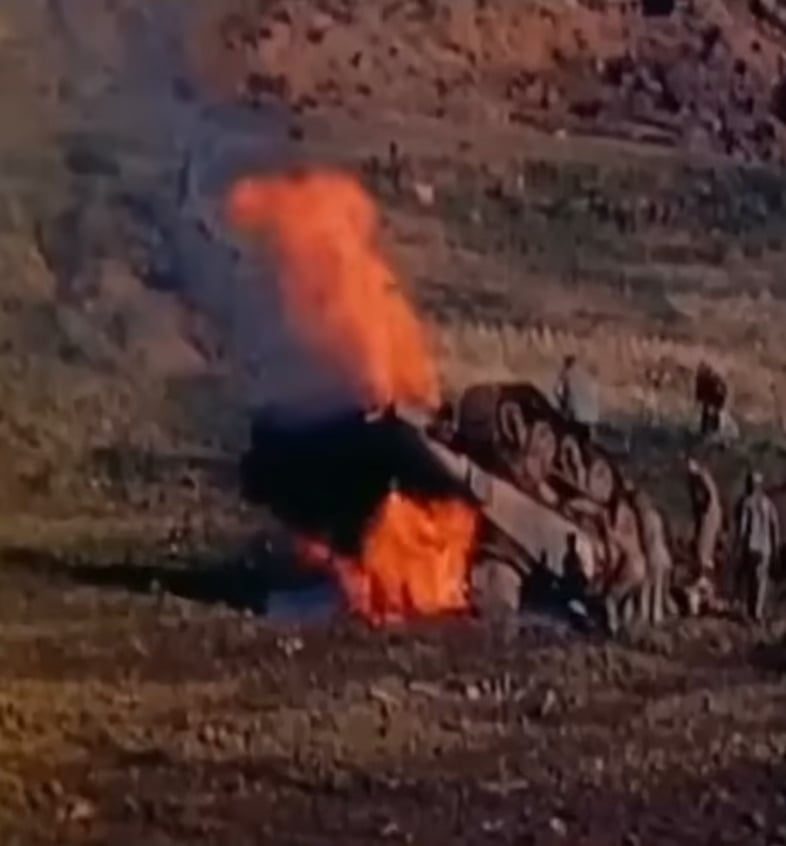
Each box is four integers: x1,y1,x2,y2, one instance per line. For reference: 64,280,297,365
549,816,567,836
464,683,481,701
536,689,558,718
129,637,148,658
44,779,64,798
24,788,47,812
407,680,441,699
481,818,505,833
380,820,401,838
744,810,766,831
67,797,95,823
231,772,248,795
368,685,399,708
412,181,435,207
276,636,304,657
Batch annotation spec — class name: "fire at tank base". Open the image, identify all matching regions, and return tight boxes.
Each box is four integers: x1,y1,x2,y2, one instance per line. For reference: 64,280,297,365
241,381,675,633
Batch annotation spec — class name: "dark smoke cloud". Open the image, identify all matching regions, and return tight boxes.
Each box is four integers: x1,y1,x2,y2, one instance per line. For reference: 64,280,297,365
9,0,358,419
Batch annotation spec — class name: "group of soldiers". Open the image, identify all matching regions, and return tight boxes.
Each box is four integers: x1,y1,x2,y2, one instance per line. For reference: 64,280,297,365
552,355,782,626
687,458,780,623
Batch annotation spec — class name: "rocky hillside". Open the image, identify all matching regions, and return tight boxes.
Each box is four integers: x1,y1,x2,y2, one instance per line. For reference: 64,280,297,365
213,0,786,163
2,0,786,517
0,0,256,520
200,0,786,423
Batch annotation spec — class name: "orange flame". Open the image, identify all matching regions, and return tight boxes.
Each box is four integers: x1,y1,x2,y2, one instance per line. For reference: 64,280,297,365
227,169,438,409
342,493,476,621
227,168,477,623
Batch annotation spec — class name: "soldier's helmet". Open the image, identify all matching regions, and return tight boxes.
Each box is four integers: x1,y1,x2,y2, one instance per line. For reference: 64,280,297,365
743,468,763,495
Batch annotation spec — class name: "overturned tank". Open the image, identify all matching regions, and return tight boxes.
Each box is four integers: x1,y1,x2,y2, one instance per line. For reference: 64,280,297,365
445,382,658,618
240,381,662,627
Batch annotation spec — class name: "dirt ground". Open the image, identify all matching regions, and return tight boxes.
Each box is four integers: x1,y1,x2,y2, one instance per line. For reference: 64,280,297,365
2,2,786,843
0,521,784,846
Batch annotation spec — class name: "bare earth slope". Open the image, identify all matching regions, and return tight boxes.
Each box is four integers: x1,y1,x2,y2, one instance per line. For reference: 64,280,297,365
203,0,786,425
0,556,785,846
5,0,786,474
219,0,786,161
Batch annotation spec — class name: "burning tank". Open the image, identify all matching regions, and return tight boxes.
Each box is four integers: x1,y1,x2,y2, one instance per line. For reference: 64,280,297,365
228,167,661,629
240,380,662,629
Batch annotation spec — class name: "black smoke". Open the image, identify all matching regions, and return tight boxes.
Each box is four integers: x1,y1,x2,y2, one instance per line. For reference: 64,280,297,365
240,407,473,557
11,0,374,422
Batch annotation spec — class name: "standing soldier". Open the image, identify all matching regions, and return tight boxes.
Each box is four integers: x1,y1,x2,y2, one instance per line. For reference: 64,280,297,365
735,471,780,622
553,354,599,442
631,487,673,625
603,490,648,633
694,361,728,440
685,458,724,614
561,532,589,606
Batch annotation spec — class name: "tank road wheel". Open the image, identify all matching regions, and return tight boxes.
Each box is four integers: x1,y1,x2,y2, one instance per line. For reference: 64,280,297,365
587,455,615,505
470,558,522,641
457,384,500,451
498,400,529,481
558,434,587,491
524,418,558,484
614,499,640,544
498,400,528,450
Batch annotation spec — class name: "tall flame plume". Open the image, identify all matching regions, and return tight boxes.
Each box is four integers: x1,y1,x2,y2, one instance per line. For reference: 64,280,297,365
227,170,438,409
227,168,477,623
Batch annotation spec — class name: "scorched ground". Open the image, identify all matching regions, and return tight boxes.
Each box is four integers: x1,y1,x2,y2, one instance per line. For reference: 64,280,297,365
0,545,784,845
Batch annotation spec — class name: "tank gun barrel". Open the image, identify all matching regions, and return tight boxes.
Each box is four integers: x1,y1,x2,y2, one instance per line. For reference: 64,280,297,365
380,403,597,578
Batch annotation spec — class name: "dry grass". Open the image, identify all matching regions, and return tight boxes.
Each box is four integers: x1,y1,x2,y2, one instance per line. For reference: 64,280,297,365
431,316,786,432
